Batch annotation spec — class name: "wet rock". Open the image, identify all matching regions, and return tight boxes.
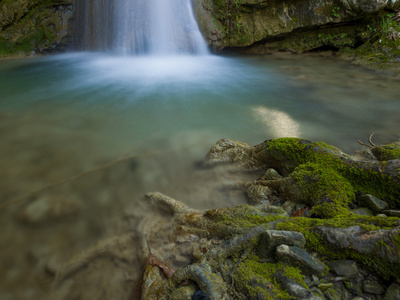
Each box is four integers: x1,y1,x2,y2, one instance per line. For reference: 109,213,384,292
282,201,297,215
328,260,359,278
257,230,306,258
362,280,385,295
141,265,169,300
246,184,273,205
19,195,81,224
0,0,74,56
318,283,334,291
204,138,254,170
275,244,327,276
262,168,282,180
340,0,393,15
169,284,197,300
312,225,400,279
47,233,139,300
384,283,400,300
311,287,327,300
351,208,374,216
359,194,388,213
324,287,341,300
382,210,400,217
275,272,323,299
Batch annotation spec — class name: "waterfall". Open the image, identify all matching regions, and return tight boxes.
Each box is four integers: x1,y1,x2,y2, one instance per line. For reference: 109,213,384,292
75,0,208,55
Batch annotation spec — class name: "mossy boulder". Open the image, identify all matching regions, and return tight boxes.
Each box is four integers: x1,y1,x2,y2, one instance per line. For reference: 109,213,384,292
206,137,400,217
0,0,73,58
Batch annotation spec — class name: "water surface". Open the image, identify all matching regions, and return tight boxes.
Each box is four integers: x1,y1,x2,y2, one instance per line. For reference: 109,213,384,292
0,53,399,299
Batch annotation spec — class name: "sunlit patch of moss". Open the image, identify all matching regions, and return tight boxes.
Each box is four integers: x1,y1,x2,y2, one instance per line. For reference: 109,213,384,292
234,258,306,299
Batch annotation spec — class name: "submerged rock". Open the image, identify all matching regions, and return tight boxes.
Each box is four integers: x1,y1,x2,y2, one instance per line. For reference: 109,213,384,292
19,195,81,224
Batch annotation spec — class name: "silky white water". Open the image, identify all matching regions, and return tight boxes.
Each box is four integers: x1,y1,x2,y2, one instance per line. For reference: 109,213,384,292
75,0,208,55
1,0,400,298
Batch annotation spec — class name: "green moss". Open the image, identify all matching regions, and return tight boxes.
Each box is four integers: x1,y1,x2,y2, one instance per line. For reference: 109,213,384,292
263,138,400,209
292,162,355,218
234,258,306,299
372,142,400,160
276,215,400,280
0,0,63,57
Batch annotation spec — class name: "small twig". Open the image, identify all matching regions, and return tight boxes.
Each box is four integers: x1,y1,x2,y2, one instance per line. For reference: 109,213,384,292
368,132,377,147
357,132,377,148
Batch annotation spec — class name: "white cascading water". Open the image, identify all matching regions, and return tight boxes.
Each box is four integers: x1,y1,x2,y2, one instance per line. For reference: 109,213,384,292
75,0,208,55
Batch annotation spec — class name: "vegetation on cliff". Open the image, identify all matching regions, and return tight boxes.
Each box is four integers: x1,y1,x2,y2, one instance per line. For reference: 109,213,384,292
0,0,73,57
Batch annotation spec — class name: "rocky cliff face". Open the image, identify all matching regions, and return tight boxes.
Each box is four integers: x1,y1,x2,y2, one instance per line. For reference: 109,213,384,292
0,0,74,57
194,0,400,56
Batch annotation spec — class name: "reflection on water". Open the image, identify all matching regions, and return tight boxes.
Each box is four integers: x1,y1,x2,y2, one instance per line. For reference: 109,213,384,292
0,52,399,299
252,105,301,137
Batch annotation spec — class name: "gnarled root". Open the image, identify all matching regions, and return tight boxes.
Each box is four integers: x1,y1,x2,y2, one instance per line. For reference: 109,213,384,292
172,263,230,299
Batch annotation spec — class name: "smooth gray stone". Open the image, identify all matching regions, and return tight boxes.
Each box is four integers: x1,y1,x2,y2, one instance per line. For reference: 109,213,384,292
276,244,327,276
384,283,400,300
362,280,385,295
382,210,400,217
275,272,323,300
257,230,305,258
328,260,359,278
359,194,388,213
351,207,373,216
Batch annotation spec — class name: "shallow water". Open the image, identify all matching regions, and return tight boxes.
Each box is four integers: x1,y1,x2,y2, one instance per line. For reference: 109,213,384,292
0,52,400,299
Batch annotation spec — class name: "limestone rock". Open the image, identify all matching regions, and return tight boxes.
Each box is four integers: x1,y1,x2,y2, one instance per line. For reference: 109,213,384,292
328,260,359,278
324,287,341,300
262,168,283,180
312,225,400,279
204,138,255,170
359,194,389,213
382,209,400,217
276,244,327,276
362,280,385,294
19,195,81,224
0,0,74,57
246,184,274,205
384,283,400,300
194,0,400,54
340,0,393,15
169,284,197,300
275,272,323,299
351,207,374,216
257,230,306,258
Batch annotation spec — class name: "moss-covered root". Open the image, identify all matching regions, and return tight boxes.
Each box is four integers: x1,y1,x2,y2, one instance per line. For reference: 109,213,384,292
171,263,230,299
202,226,265,263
